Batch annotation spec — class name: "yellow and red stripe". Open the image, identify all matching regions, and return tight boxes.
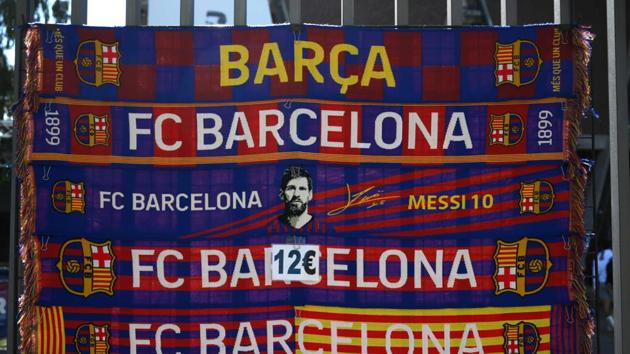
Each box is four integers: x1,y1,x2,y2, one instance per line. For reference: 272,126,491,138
70,199,84,212
102,63,119,81
522,184,535,198
36,306,66,354
296,305,551,354
506,324,519,340
93,268,113,290
496,45,514,65
95,131,108,144
491,117,505,130
95,342,108,354
496,244,519,267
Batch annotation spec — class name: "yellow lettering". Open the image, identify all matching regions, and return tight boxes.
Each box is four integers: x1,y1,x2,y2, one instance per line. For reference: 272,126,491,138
361,46,396,88
438,195,449,210
254,42,288,84
450,195,462,210
220,44,250,87
294,40,324,83
330,43,359,94
426,195,437,210
408,195,426,210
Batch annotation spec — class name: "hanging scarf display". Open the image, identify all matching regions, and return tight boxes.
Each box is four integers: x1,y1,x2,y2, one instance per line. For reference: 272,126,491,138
18,23,593,353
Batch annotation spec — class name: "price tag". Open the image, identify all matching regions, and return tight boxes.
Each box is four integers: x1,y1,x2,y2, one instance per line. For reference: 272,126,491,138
271,244,320,282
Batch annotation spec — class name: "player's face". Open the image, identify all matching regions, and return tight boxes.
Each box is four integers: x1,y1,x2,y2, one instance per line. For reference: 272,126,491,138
282,177,312,207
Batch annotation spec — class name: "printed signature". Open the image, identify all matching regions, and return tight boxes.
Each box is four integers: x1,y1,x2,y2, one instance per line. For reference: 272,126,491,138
327,184,400,216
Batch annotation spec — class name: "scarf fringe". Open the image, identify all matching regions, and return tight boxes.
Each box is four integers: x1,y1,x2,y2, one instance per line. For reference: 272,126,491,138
567,26,594,354
16,26,42,354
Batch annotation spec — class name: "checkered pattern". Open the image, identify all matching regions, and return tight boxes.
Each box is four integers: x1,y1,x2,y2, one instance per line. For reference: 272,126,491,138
94,326,107,341
90,245,112,268
497,266,518,290
70,183,82,198
35,24,575,103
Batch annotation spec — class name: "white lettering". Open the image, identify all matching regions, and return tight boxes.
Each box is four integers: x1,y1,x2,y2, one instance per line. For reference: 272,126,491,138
350,111,370,149
422,324,450,354
415,250,443,288
298,320,324,354
99,191,124,210
226,111,254,149
375,112,403,150
197,113,224,150
128,113,152,151
201,250,228,288
155,113,182,151
129,323,152,354
132,250,155,288
266,320,293,354
234,322,260,353
200,324,226,354
385,324,414,354
259,109,285,147
327,248,350,287
408,112,438,149
380,249,407,288
330,321,353,354
231,249,260,287
458,324,484,353
157,250,184,289
443,112,473,149
290,108,317,146
156,324,181,354
321,110,344,148
448,250,477,288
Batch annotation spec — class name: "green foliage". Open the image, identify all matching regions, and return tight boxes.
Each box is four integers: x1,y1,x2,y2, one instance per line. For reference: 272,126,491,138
0,0,57,49
0,47,12,118
0,1,68,118
0,1,14,49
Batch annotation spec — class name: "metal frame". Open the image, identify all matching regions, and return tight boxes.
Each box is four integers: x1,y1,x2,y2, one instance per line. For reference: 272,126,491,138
447,0,463,25
479,0,493,25
9,2,33,353
288,0,300,24
500,0,518,25
126,0,142,25
396,0,409,26
180,0,195,26
342,0,355,25
71,0,88,24
235,0,247,25
606,1,630,353
554,0,571,24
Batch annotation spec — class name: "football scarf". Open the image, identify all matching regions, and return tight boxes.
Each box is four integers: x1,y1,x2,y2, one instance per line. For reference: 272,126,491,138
17,24,593,353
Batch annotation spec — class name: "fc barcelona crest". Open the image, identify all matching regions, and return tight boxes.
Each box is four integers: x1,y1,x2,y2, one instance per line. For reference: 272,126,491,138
75,323,111,354
503,321,541,354
489,113,524,146
57,238,116,297
74,113,110,147
495,40,542,87
519,180,555,214
52,180,86,214
493,237,552,296
74,40,121,87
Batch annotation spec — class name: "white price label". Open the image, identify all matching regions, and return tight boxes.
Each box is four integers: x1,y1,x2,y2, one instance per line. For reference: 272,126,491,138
271,244,320,282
